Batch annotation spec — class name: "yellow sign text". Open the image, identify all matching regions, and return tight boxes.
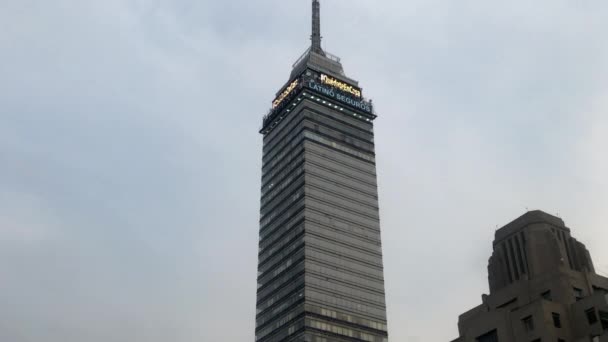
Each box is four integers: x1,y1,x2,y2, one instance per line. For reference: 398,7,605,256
320,74,361,98
272,80,300,109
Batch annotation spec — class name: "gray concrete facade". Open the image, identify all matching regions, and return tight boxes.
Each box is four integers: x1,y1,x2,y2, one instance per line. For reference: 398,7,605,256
452,211,608,342
255,2,388,342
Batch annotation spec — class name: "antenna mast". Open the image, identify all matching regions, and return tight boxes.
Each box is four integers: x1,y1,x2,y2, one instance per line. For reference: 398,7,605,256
311,0,324,55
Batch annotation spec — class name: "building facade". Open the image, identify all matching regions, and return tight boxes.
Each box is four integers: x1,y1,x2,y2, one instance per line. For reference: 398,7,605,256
255,1,389,342
452,211,608,342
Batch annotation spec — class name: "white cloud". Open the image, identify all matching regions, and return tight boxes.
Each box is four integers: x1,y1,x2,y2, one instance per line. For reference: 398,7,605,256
0,191,59,243
0,1,607,341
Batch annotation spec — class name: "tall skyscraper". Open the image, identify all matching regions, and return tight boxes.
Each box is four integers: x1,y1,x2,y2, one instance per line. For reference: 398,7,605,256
255,1,389,341
451,211,608,342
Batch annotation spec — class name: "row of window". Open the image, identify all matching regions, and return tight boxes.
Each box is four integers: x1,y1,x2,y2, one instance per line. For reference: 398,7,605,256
257,268,303,306
585,307,608,330
307,289,387,318
306,185,380,219
261,112,368,171
306,194,380,229
304,112,375,144
260,178,304,218
259,219,304,261
306,222,382,254
468,288,608,342
306,239,385,275
258,268,386,321
303,131,376,163
261,161,304,204
261,173,303,209
257,261,304,300
307,214,381,244
306,274,387,306
262,109,304,154
305,160,378,198
306,173,379,206
263,128,304,168
521,312,562,332
259,208,304,246
258,255,303,290
537,286,607,304
307,305,387,332
261,156,303,199
258,223,304,266
306,121,375,154
305,140,378,179
259,196,304,232
258,317,304,342
259,211,304,257
261,146,303,189
258,277,388,330
306,172,378,209
306,231,384,266
308,318,386,342
304,104,374,134
485,294,608,341
306,191,380,226
256,306,303,341
305,257,386,292
302,153,378,188
257,277,303,316
305,208,382,241
262,98,369,157
258,251,304,285
262,131,305,173
256,289,304,328
258,240,304,276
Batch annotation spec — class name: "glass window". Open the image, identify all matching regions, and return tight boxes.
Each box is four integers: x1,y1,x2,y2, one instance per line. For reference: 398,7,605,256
552,313,562,328
586,308,598,325
476,329,498,342
497,298,517,309
599,311,608,330
522,316,534,332
593,286,608,294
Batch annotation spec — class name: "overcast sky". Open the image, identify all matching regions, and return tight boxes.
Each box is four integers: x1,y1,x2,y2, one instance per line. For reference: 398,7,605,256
1,1,607,341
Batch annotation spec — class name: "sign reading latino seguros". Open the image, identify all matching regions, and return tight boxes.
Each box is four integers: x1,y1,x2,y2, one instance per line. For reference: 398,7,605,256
308,75,372,114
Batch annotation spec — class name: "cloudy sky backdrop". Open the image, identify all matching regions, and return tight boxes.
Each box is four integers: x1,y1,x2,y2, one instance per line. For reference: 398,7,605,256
1,1,607,341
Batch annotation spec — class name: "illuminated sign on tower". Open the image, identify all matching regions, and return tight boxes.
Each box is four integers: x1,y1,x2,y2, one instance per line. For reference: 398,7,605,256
320,74,361,98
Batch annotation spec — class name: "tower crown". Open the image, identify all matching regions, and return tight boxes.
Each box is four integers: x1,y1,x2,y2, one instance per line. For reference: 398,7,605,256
289,0,351,81
261,0,376,135
488,210,595,293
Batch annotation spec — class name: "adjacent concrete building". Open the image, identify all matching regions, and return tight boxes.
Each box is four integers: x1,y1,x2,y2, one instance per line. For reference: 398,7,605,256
452,211,608,342
255,1,388,341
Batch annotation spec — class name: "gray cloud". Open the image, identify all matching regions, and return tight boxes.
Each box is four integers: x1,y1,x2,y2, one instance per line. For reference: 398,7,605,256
0,1,607,341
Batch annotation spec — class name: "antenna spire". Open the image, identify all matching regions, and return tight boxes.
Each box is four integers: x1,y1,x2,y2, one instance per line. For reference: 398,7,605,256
311,0,324,54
